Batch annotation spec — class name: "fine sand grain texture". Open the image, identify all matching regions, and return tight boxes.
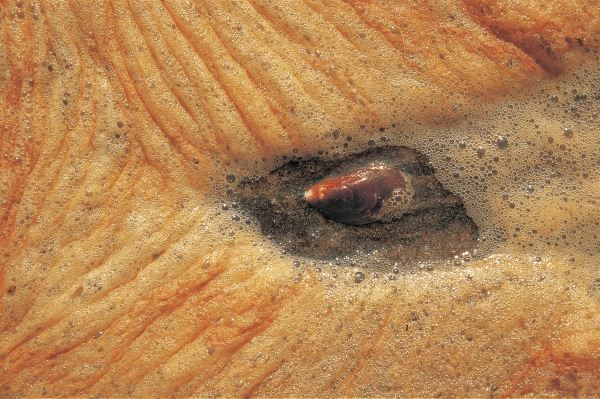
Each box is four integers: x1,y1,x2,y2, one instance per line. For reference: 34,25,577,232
1,1,600,397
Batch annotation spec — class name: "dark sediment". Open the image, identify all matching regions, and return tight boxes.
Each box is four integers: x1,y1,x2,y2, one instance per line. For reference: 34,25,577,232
235,146,478,266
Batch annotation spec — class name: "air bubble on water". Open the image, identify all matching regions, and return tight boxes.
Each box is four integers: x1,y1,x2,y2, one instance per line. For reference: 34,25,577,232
496,136,509,149
354,271,365,283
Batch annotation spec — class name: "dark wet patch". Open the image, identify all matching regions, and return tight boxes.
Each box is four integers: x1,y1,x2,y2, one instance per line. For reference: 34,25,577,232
235,146,478,265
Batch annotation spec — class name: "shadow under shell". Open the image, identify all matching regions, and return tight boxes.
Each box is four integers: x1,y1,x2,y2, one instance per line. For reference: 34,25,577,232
235,146,479,267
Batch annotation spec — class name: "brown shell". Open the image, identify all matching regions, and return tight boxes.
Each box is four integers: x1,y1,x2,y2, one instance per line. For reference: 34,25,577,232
304,163,408,225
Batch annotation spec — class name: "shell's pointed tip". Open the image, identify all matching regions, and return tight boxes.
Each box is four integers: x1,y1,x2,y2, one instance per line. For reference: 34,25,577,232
304,188,317,203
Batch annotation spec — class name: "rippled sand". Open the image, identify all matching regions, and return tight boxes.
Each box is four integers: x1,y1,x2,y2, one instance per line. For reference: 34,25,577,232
1,1,600,397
